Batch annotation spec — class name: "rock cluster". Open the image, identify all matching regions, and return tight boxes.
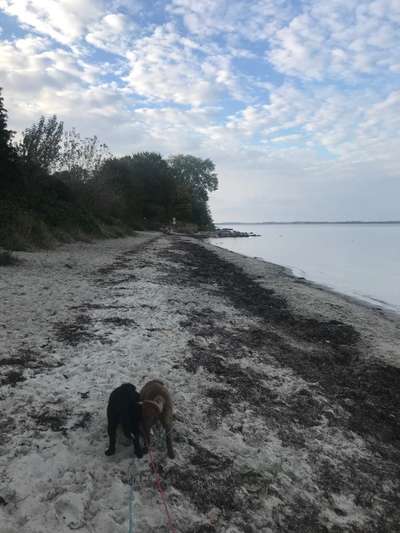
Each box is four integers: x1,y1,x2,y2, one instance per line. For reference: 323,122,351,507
197,227,260,238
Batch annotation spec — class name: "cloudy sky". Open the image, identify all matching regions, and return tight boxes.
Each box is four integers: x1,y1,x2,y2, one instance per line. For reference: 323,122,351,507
1,0,399,221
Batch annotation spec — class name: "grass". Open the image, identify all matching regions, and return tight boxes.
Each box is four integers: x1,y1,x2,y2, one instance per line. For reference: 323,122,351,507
0,250,20,266
0,199,137,251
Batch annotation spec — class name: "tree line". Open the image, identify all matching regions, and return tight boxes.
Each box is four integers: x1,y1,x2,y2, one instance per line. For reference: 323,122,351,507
0,88,218,249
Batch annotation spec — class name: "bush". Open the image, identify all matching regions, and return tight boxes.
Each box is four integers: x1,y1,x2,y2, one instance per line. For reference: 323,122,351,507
0,201,55,250
1,88,219,248
0,250,20,266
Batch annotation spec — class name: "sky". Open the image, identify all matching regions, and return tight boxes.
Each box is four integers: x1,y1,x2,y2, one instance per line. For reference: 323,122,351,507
0,0,399,222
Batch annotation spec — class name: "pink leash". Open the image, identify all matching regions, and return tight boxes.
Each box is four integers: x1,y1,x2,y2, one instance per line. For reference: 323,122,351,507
148,445,177,533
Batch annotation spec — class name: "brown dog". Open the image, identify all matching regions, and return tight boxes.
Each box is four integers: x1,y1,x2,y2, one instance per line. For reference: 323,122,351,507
140,379,175,459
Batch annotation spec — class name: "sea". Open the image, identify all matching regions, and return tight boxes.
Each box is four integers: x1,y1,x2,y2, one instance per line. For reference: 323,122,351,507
210,223,400,313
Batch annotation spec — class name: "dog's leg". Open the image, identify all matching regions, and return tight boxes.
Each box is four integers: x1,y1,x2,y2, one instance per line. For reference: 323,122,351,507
105,418,117,456
132,430,143,459
162,420,175,459
141,421,151,455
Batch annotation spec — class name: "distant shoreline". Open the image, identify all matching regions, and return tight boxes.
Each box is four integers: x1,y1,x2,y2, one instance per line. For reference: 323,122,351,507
217,221,400,225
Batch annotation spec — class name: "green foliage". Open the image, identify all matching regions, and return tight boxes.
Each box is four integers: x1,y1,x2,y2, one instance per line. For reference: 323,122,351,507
0,88,19,192
168,154,218,201
168,154,218,227
95,152,178,227
0,199,48,250
19,115,64,172
95,157,145,225
0,88,14,158
56,128,111,182
130,152,176,222
191,196,214,228
0,250,20,266
0,89,219,249
174,184,193,222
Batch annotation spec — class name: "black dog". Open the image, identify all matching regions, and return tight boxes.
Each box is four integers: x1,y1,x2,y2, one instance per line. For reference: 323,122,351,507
105,383,143,458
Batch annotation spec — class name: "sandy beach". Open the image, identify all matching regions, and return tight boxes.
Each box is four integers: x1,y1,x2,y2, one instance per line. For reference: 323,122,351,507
1,233,400,532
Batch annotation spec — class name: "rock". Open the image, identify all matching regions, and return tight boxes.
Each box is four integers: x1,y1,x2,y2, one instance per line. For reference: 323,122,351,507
195,228,260,238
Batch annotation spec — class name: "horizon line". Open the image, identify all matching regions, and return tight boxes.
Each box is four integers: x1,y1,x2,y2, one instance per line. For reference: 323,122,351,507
216,220,400,225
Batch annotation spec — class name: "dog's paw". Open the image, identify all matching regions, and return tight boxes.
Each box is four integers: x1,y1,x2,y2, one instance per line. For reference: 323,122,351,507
105,448,115,456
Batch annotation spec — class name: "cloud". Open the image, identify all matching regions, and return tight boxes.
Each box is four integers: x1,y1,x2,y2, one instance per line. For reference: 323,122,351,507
0,0,104,44
0,34,102,87
0,0,144,55
1,0,399,221
168,0,293,41
124,24,245,105
268,0,400,80
0,34,124,132
86,13,138,54
226,82,399,160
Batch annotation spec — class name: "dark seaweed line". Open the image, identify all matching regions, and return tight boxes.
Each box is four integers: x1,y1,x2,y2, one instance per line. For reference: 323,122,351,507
168,238,400,451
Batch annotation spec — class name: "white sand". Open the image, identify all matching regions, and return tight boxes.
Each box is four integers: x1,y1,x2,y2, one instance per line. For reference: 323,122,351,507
1,234,399,532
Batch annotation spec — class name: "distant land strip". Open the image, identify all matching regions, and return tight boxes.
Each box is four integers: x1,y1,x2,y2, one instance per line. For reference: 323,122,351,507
217,221,400,225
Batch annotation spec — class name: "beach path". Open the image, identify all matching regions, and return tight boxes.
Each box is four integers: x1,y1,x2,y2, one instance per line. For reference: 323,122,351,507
1,233,400,532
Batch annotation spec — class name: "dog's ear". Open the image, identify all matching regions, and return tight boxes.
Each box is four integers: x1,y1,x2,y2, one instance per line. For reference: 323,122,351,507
142,400,161,418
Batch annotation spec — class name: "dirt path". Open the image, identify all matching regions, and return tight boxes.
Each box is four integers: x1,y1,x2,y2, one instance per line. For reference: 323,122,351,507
1,234,400,532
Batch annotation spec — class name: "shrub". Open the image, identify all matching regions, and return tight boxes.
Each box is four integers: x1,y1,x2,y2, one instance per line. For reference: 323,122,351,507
0,250,20,266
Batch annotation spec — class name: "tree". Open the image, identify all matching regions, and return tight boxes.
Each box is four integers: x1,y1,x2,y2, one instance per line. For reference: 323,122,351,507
91,156,142,224
0,87,15,169
168,155,218,201
168,154,218,227
0,88,23,200
94,152,178,227
56,128,111,182
174,183,193,222
19,115,63,172
129,152,176,222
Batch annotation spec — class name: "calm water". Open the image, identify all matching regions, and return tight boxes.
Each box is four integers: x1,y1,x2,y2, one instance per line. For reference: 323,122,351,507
210,224,400,312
